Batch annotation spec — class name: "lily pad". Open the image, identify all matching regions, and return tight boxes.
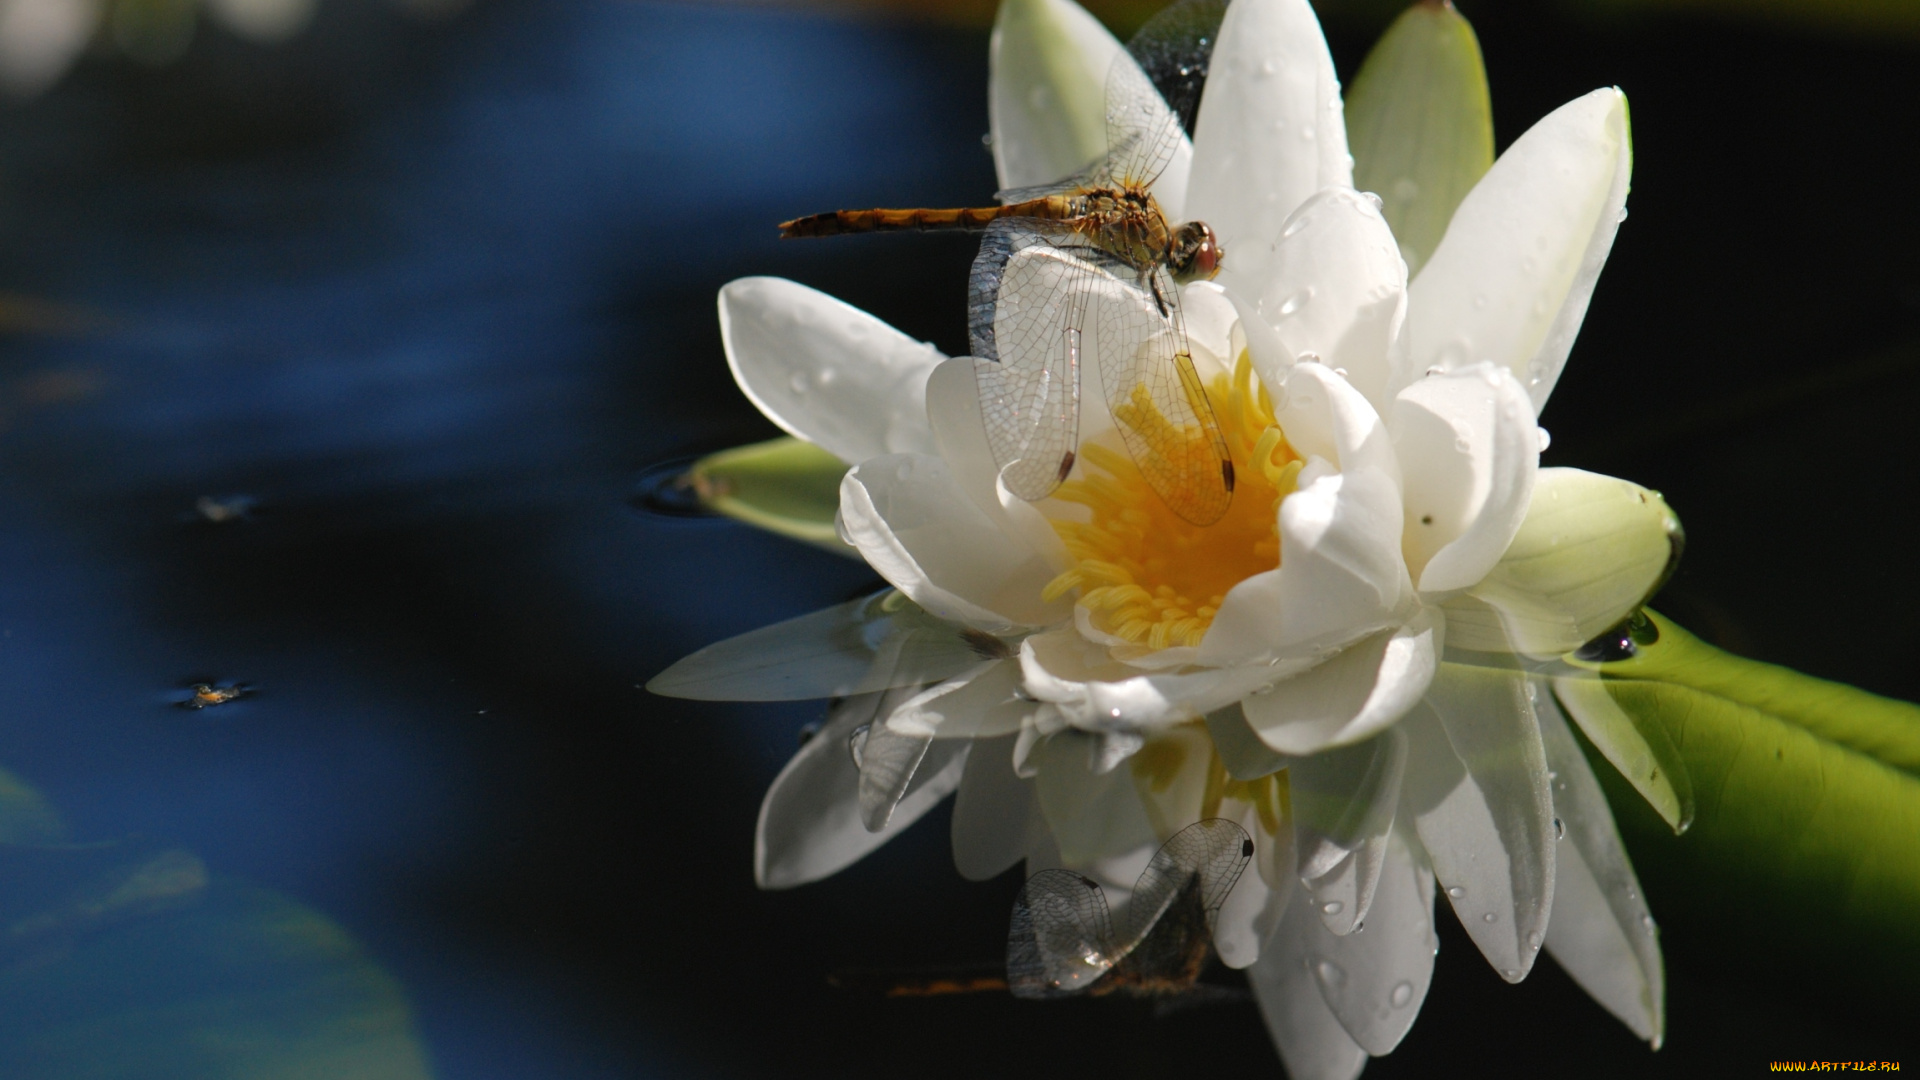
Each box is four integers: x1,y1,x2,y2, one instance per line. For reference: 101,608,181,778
1572,611,1920,974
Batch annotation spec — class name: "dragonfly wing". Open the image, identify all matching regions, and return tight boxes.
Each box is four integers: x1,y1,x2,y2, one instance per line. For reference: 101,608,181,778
1121,818,1254,953
1095,263,1234,525
969,219,1102,502
1006,868,1119,998
1101,39,1186,189
1125,0,1228,139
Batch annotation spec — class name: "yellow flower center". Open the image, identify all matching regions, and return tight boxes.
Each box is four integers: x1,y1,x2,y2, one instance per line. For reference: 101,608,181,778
1041,349,1302,651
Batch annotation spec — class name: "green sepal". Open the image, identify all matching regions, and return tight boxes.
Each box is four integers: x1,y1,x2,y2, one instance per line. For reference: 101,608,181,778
687,436,857,557
1345,0,1495,277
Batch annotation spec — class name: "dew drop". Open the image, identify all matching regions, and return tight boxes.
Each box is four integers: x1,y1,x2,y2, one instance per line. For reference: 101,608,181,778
1553,817,1566,840
1503,968,1519,979
1260,58,1278,76
1277,288,1313,317
1472,293,1489,309
1300,125,1315,140
797,720,822,745
788,372,810,394
1641,914,1655,930
1360,191,1383,211
1528,932,1542,949
1332,367,1349,379
1482,912,1497,923
1453,436,1471,454
1446,886,1465,899
1314,959,1346,987
1389,980,1414,1007
1321,900,1344,916
1281,215,1308,239
1537,428,1553,452
1109,707,1123,719
1617,206,1630,223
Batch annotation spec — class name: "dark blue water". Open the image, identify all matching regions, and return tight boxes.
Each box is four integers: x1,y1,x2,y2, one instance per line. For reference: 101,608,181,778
0,0,1915,1075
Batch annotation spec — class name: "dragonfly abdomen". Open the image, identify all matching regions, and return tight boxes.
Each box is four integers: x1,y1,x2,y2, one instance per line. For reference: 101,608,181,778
780,196,1085,239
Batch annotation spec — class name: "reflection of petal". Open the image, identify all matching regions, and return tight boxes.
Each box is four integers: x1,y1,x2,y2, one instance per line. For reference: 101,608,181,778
1248,889,1368,1080
1291,727,1405,885
1305,835,1438,1055
756,689,969,889
1403,666,1556,982
841,454,1069,630
951,733,1034,881
1022,628,1287,729
204,0,315,42
1188,0,1351,286
0,0,100,95
1028,729,1159,866
1537,693,1665,1047
1403,89,1631,412
720,278,943,463
1391,362,1539,593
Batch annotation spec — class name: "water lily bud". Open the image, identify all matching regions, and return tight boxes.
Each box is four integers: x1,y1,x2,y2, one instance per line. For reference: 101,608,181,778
1448,468,1682,655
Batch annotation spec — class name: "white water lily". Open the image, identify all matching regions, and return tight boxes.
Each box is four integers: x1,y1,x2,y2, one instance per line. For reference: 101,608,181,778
655,0,1685,1076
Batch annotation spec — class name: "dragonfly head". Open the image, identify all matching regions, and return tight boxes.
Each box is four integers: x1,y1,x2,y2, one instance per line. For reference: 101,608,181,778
1168,221,1222,283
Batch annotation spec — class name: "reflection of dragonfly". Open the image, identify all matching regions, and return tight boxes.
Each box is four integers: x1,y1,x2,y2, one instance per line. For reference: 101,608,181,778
780,1,1236,525
1008,817,1252,998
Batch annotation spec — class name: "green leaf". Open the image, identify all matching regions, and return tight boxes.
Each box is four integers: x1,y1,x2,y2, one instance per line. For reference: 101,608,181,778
687,436,856,557
1569,610,1920,968
1345,0,1495,277
0,843,435,1079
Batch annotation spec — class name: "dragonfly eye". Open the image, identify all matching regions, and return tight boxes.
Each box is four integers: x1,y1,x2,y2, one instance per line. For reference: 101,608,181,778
1170,222,1222,282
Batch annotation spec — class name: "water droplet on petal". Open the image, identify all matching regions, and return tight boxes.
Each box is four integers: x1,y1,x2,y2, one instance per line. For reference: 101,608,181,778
1277,288,1313,317
1389,980,1414,1007
1537,428,1553,452
1617,206,1630,223
1641,914,1656,930
1314,959,1346,987
1260,58,1278,76
1503,968,1518,979
1300,125,1315,140
789,372,810,394
1447,886,1465,899
1528,932,1542,948
1360,191,1383,211
1321,900,1344,915
1482,912,1497,923
1472,293,1489,309
1454,436,1472,454
1553,818,1565,840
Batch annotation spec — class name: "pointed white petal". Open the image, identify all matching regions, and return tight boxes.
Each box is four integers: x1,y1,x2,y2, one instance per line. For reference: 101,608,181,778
1187,0,1351,286
1272,358,1399,478
1128,724,1216,842
1392,362,1540,593
888,659,1036,740
1551,674,1692,834
647,592,983,702
840,454,1070,631
1251,188,1407,413
1403,88,1632,412
990,0,1125,192
924,356,1076,570
719,278,944,462
1306,836,1438,1054
755,689,968,889
1403,666,1556,982
1537,693,1665,1047
1241,610,1439,754
1249,891,1369,1080
1214,802,1292,969
951,732,1035,881
1022,629,1288,730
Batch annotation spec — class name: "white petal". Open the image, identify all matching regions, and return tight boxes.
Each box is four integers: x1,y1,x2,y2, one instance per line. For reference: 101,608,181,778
951,732,1035,881
1128,725,1216,842
1187,0,1351,286
1402,667,1555,982
1028,729,1160,866
1272,354,1400,478
888,659,1035,740
989,0,1122,192
1252,188,1407,414
1202,464,1411,666
924,355,1075,570
755,689,969,889
1248,891,1369,1080
719,278,944,462
1181,280,1241,372
1403,88,1632,412
1301,842,1385,938
839,454,1070,630
1022,629,1286,730
1240,609,1439,754
1305,835,1438,1055
1392,362,1539,593
1291,726,1406,886
647,591,983,701
1537,693,1666,1047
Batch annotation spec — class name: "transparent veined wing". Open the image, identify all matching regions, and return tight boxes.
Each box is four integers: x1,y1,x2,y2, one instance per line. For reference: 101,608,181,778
1006,869,1118,998
1096,260,1234,525
968,219,1107,502
1100,43,1187,190
1120,818,1254,951
1125,0,1228,140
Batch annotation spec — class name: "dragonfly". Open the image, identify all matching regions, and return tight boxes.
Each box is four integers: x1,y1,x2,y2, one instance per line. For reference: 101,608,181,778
780,0,1236,526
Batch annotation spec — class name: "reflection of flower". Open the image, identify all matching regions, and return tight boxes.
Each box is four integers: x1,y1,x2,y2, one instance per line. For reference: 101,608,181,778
657,0,1683,1075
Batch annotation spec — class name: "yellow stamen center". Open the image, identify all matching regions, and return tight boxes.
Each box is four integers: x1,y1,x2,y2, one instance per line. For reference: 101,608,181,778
1041,349,1302,651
